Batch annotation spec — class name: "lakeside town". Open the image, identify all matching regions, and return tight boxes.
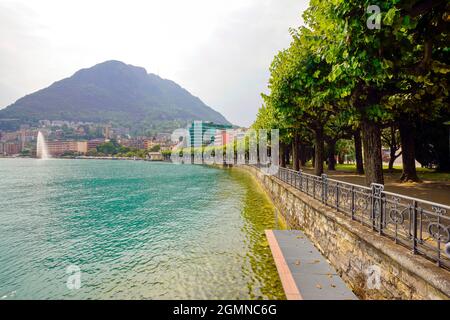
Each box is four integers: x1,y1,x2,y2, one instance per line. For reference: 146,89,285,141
0,120,249,160
1,118,415,169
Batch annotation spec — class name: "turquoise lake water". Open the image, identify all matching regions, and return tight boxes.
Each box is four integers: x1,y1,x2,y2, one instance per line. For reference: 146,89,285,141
0,159,285,299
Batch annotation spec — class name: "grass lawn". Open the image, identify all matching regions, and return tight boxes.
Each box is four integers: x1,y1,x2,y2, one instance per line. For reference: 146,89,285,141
338,164,450,182
299,162,450,182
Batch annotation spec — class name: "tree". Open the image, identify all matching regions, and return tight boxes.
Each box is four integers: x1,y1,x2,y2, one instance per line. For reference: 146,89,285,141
304,0,449,184
149,144,161,152
336,139,355,165
97,141,119,155
354,128,364,174
382,1,449,181
303,0,398,184
263,27,342,176
255,0,449,184
324,113,353,170
252,102,289,166
381,125,402,172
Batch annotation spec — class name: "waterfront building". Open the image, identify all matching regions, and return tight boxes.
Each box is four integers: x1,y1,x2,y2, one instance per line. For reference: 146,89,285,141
155,133,171,142
214,130,226,146
0,141,22,155
103,125,112,139
45,140,88,156
87,139,105,151
121,136,159,150
187,121,232,147
213,128,247,146
0,131,20,142
19,129,39,149
147,152,163,161
143,139,156,150
122,138,146,150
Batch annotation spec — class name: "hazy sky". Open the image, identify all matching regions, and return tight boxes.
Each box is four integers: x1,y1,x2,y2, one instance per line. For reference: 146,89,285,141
0,0,309,127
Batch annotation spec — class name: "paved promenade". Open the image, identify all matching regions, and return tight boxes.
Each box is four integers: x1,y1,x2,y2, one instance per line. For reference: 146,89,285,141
266,230,358,300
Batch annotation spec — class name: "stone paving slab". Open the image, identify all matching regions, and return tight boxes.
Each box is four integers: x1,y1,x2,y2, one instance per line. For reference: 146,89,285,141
266,229,358,300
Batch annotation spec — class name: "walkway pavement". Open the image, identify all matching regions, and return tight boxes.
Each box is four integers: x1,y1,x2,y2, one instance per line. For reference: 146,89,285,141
266,230,358,300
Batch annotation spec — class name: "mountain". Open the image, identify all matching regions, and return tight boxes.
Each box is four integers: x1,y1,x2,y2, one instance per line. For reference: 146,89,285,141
0,60,230,132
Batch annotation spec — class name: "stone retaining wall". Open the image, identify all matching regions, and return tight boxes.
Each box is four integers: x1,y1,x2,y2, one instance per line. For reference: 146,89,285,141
244,165,450,300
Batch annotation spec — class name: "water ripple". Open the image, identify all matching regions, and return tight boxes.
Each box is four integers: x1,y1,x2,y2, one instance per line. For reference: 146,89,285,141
0,159,284,299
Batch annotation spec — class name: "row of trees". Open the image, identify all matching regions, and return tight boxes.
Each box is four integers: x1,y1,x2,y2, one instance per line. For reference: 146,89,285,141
86,139,161,158
253,0,449,185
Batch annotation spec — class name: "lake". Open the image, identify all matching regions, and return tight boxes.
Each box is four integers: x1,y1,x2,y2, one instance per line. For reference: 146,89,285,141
0,159,285,299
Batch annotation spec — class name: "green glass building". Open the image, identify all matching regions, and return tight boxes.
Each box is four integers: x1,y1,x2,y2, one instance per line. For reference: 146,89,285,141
187,121,232,147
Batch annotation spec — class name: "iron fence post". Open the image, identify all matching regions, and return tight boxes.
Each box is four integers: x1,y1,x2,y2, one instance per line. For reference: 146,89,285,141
370,183,384,232
412,200,418,255
336,183,340,210
306,175,308,195
313,177,316,200
299,170,303,191
294,172,297,188
351,185,355,220
321,174,327,204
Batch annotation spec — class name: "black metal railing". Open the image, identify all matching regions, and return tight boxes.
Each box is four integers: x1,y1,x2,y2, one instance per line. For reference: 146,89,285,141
256,165,450,269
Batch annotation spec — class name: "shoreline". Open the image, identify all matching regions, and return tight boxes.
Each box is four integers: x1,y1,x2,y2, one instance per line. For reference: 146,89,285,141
0,155,166,162
210,163,288,230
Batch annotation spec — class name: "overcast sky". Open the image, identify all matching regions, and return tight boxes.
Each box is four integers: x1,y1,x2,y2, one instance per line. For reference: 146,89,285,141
0,0,309,127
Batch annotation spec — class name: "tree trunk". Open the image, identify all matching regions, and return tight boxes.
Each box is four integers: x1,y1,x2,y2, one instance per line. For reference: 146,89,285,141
311,146,315,168
387,125,399,173
292,133,300,171
327,140,336,171
388,152,396,172
299,143,305,167
285,144,291,167
399,120,420,182
438,127,450,171
280,142,286,168
314,128,324,176
354,129,364,175
388,145,401,172
361,120,384,185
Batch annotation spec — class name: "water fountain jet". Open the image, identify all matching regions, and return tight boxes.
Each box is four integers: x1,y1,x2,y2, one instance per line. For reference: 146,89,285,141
37,131,50,159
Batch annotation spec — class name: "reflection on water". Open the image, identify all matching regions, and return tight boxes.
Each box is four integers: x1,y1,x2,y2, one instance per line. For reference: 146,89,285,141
0,159,285,299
